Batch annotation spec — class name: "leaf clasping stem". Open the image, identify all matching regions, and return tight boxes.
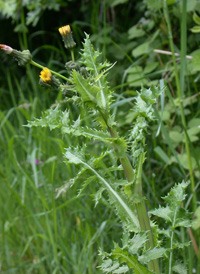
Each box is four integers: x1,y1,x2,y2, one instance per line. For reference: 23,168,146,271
100,111,160,274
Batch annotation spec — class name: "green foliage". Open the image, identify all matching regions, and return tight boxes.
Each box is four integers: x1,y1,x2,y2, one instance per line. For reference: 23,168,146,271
1,0,200,273
0,0,67,27
25,32,193,273
79,33,114,114
99,243,154,274
129,86,163,169
64,146,140,231
99,181,191,274
150,181,192,272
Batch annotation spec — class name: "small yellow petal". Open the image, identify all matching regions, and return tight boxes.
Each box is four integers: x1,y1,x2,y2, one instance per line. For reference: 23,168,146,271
58,25,71,36
40,67,52,82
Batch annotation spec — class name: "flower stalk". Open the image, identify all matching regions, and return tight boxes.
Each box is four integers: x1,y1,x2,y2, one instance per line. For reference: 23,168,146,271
30,60,71,83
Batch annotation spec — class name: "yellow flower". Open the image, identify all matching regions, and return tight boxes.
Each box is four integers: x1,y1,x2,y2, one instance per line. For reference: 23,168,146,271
40,67,52,83
58,25,71,36
39,67,60,89
58,24,76,49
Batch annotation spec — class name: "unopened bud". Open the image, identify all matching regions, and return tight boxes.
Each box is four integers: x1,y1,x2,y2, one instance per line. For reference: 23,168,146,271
12,49,32,66
0,44,32,66
65,61,80,71
0,44,13,54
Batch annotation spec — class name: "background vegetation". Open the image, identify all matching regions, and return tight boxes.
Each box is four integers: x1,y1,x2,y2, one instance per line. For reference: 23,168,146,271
0,0,200,273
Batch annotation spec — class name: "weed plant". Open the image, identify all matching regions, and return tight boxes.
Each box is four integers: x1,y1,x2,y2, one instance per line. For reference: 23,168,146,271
0,1,200,273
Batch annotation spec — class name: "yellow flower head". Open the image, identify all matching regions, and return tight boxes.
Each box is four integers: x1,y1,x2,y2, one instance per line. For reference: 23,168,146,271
58,25,71,36
40,67,52,83
58,24,76,49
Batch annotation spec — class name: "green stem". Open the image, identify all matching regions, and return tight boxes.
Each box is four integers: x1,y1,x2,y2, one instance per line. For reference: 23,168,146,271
168,207,177,274
163,0,197,211
135,152,160,274
106,123,134,182
30,60,72,83
107,125,160,274
20,6,28,49
70,49,75,62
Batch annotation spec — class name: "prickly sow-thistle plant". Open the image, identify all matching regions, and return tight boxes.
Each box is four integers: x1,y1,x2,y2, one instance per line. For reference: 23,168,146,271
1,25,192,273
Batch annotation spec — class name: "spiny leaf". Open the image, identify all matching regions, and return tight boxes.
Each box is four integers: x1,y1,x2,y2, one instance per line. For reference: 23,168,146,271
113,265,129,273
149,206,173,222
80,33,113,111
128,85,164,170
77,175,96,197
138,247,166,264
172,241,191,250
93,187,106,206
73,70,98,103
150,181,191,228
174,208,193,228
163,181,190,207
62,125,110,140
62,126,127,157
128,233,148,255
81,33,111,74
64,146,139,230
26,106,64,130
93,150,112,167
111,244,154,274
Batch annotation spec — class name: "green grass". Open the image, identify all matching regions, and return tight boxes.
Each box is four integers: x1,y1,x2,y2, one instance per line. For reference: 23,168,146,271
0,98,119,273
0,52,118,273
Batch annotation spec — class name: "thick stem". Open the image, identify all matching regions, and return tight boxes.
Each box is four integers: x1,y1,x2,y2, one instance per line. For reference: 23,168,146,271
135,152,160,274
107,125,160,274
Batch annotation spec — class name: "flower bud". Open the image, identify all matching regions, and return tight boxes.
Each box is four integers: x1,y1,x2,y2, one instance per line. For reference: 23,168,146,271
0,44,13,54
39,67,60,89
0,44,32,66
58,25,76,49
12,49,32,66
65,61,80,71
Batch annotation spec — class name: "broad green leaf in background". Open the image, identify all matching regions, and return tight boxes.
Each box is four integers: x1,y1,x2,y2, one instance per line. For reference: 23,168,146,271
190,50,200,72
177,153,196,170
169,131,183,144
190,25,200,33
172,263,187,274
188,118,200,128
192,207,200,230
128,25,145,40
186,0,198,12
132,41,150,58
193,12,200,25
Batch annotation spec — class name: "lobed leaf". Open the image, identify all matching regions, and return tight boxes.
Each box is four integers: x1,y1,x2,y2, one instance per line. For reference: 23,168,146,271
64,146,139,230
138,247,166,264
73,70,99,103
